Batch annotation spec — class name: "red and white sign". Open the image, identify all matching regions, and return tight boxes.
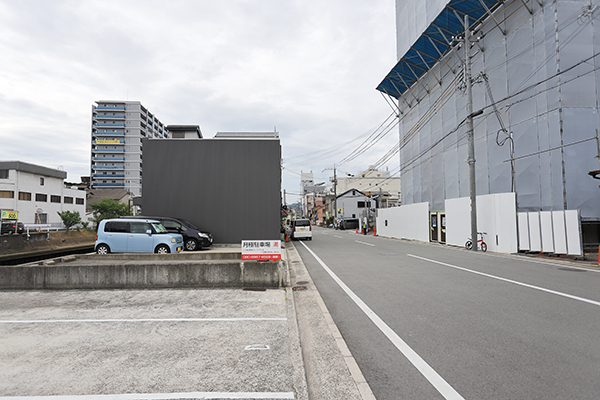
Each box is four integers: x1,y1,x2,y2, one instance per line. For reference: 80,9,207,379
241,240,282,261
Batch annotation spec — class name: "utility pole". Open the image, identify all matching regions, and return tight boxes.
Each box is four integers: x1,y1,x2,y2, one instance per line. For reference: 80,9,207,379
333,166,337,225
465,15,478,251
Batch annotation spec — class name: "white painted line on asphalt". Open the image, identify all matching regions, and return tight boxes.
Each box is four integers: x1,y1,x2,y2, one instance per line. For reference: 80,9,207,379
334,235,344,239
0,392,295,399
355,240,375,247
300,241,465,400
408,254,600,307
0,317,287,324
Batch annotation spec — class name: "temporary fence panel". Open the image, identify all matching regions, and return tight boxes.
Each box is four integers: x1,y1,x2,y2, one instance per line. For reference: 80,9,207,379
540,211,555,253
528,212,542,252
518,213,530,251
551,211,568,254
565,210,583,256
376,202,430,243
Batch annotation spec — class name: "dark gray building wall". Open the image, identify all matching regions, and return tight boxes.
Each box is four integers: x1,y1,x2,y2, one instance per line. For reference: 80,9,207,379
141,138,281,244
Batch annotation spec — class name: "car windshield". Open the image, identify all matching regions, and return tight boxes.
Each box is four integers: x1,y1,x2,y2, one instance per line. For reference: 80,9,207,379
151,223,168,233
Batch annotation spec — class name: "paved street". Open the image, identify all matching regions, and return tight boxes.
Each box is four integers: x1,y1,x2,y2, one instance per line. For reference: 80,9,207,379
295,227,600,400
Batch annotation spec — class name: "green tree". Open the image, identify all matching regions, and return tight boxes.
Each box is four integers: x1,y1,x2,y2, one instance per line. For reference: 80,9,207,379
90,198,131,226
57,210,82,231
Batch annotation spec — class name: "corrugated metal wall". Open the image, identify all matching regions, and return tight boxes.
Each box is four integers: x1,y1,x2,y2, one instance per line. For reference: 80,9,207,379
141,138,281,243
397,0,600,220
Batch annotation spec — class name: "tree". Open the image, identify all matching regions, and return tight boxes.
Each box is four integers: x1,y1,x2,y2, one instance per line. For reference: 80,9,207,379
90,198,131,225
57,210,82,231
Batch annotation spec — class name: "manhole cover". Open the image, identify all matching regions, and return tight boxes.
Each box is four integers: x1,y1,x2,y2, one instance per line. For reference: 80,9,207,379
557,267,587,272
292,286,307,291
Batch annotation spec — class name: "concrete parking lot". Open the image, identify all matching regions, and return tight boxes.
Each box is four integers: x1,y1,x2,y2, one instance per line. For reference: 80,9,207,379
0,288,305,399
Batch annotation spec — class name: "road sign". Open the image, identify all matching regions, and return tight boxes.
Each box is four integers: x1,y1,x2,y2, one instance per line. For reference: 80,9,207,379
241,240,282,261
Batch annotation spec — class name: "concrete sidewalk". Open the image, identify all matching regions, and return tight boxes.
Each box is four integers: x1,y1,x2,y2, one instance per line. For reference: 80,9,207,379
0,242,374,400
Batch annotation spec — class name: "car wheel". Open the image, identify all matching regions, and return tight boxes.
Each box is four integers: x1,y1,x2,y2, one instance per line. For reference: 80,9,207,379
185,238,198,251
96,244,110,255
155,244,170,254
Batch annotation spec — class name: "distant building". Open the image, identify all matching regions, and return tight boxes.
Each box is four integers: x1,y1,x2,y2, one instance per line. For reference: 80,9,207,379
0,161,86,226
328,166,401,207
168,125,203,139
90,100,170,196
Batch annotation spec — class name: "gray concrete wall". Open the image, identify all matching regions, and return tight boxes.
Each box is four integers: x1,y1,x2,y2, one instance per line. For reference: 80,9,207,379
142,138,281,243
0,260,286,290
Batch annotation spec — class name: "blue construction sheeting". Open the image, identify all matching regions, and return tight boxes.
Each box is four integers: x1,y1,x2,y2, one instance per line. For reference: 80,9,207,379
377,0,503,99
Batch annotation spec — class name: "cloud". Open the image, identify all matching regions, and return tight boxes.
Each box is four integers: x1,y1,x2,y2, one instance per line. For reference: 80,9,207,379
0,0,397,200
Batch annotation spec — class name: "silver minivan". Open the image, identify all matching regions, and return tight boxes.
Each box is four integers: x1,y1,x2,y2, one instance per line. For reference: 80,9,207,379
95,218,183,254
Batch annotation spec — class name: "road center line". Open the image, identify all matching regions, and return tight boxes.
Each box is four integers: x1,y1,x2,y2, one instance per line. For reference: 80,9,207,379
0,392,295,399
0,317,286,324
408,254,600,307
355,240,375,247
299,241,465,400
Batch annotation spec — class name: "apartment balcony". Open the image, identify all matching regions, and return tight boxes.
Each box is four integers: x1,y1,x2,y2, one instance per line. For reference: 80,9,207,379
92,165,125,170
93,123,126,128
92,157,125,162
93,131,125,136
92,174,125,178
92,148,125,153
92,183,125,188
94,105,126,111
93,114,125,120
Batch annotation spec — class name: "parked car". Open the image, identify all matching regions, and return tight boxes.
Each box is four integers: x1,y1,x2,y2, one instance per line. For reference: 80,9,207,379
338,218,359,230
95,218,183,254
291,218,312,240
121,216,213,251
1,221,24,235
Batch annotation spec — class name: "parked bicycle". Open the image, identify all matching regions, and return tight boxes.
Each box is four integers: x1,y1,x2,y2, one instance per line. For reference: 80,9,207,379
465,231,487,252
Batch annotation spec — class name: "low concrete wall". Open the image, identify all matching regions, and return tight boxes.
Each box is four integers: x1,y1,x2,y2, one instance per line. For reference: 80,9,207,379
0,260,287,290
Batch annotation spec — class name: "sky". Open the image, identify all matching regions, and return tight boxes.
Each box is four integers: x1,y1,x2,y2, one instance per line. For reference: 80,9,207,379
0,0,399,203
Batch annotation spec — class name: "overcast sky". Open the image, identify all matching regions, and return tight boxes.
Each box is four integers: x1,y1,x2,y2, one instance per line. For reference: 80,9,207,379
0,0,398,202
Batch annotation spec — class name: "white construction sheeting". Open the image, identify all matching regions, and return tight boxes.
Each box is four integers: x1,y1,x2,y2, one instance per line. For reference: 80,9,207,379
445,192,518,254
376,202,430,243
395,0,449,58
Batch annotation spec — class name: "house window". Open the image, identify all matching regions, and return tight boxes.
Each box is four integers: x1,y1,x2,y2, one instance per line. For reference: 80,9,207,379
51,195,61,203
35,193,47,202
76,198,84,205
64,196,73,204
0,170,8,179
19,192,31,201
357,201,365,208
40,177,45,186
0,190,14,198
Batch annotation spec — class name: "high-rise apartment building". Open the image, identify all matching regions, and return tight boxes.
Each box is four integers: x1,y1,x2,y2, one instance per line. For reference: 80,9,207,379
90,101,170,196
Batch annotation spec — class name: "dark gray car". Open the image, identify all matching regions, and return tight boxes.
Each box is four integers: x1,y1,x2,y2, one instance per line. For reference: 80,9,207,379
120,216,212,251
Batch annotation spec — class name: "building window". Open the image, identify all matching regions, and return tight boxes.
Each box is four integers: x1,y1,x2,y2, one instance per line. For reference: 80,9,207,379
35,193,47,202
64,196,73,204
357,201,365,208
0,190,14,198
36,213,48,224
19,192,31,201
51,195,61,203
76,198,84,205
40,177,45,186
0,170,8,179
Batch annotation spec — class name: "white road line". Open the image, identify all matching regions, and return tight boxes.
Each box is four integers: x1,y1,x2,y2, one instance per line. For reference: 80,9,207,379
408,254,600,307
0,392,295,399
299,241,465,400
355,240,375,247
0,317,286,324
333,235,344,239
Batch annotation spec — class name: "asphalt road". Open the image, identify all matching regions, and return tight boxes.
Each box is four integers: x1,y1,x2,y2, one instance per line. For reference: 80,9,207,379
295,227,600,400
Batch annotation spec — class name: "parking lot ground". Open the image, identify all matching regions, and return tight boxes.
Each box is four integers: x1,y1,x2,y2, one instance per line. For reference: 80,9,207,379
0,288,306,399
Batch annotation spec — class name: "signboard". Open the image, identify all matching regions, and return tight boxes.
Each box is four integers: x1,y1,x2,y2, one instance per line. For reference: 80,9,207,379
1,210,18,220
242,240,281,261
96,140,121,144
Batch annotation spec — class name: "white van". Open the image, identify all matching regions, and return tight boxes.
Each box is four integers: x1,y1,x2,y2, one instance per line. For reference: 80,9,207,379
292,219,312,240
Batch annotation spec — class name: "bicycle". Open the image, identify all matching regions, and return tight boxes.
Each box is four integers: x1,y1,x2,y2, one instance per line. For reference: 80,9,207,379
465,231,487,252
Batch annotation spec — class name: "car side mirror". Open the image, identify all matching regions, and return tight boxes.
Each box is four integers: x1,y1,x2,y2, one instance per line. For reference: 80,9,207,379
146,229,152,235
